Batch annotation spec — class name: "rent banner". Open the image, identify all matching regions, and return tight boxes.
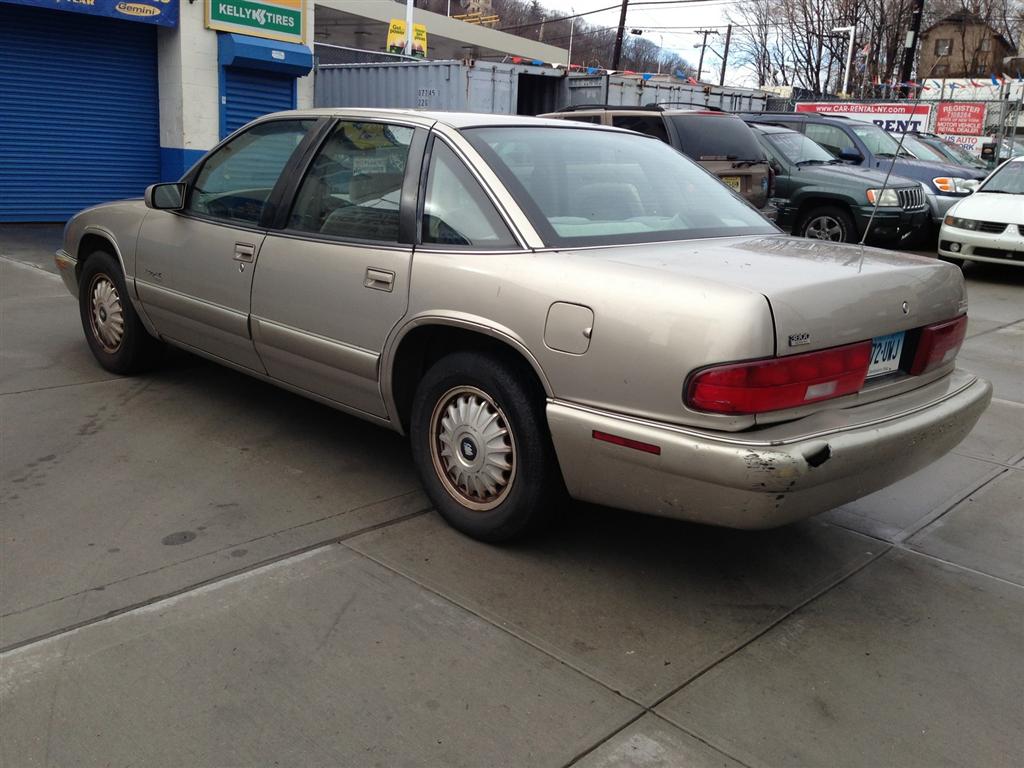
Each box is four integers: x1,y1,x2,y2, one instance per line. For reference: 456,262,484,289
795,102,932,132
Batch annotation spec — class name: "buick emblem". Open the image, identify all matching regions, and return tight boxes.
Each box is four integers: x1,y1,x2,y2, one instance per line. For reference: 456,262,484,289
901,301,910,315
460,438,477,461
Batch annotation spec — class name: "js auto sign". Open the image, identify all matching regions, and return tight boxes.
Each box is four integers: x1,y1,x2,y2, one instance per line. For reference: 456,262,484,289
207,0,304,43
796,102,932,132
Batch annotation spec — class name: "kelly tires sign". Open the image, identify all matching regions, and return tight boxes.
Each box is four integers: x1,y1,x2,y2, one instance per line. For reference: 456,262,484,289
206,0,304,43
795,102,932,132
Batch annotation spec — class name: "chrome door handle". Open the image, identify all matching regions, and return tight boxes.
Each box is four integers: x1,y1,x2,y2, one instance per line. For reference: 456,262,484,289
233,242,255,262
364,268,395,292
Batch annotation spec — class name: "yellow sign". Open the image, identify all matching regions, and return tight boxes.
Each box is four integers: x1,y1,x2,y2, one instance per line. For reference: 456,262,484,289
206,0,306,44
386,18,427,58
386,19,406,54
412,23,427,58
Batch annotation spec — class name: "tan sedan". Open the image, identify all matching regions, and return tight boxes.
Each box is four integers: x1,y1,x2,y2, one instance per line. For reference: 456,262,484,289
56,109,991,542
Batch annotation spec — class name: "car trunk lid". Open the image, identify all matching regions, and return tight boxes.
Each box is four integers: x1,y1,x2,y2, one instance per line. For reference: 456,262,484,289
591,235,966,355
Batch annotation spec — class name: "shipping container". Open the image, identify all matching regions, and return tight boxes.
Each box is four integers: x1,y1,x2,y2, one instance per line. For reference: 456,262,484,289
563,74,768,113
315,60,564,115
315,59,770,116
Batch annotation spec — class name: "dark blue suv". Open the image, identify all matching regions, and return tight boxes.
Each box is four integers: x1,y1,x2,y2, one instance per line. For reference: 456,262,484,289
741,113,987,226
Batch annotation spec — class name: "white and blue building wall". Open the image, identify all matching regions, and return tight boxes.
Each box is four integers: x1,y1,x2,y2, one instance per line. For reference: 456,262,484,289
0,0,314,222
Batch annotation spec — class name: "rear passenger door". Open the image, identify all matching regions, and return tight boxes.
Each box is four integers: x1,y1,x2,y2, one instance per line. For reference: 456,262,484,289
251,119,424,418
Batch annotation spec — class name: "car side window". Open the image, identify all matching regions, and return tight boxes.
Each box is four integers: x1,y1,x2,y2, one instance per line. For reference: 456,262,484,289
611,115,669,143
804,124,856,158
561,115,601,124
288,121,415,242
187,120,314,226
421,141,517,249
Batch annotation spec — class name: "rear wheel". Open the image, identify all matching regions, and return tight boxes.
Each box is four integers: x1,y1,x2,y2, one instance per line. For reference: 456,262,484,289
410,351,562,542
78,251,162,374
799,205,856,243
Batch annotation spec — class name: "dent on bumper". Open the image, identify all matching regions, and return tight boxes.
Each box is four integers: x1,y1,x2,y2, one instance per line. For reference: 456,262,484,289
547,370,992,530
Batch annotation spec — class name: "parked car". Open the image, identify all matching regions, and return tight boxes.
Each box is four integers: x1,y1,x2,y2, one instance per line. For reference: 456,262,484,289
539,104,774,216
895,131,988,172
751,123,927,243
57,109,991,542
903,131,988,171
743,113,987,225
938,155,1024,267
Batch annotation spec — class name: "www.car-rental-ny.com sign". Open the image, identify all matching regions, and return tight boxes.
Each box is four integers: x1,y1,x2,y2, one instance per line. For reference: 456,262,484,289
206,0,304,43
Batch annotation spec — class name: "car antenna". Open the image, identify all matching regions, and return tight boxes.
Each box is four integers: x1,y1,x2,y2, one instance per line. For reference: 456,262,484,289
859,55,949,248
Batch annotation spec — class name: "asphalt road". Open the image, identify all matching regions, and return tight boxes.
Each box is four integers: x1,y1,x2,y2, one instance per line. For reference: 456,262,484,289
1,226,1022,767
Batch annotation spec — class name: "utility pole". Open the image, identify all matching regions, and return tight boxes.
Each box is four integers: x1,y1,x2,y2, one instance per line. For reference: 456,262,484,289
404,0,415,56
719,24,732,86
611,0,630,71
694,28,717,82
899,0,925,98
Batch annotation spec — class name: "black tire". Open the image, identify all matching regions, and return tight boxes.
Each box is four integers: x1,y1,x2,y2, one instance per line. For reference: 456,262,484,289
798,205,857,243
78,250,162,374
410,351,563,543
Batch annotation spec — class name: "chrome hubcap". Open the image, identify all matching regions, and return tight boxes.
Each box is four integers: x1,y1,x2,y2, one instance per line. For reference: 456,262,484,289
429,386,516,511
805,215,845,241
88,274,125,353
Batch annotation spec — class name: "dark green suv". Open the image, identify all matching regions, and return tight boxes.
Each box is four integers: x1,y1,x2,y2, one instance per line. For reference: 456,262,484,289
751,123,929,244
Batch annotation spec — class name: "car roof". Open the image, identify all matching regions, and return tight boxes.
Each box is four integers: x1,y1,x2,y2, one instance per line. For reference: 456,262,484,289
254,107,625,131
745,112,852,125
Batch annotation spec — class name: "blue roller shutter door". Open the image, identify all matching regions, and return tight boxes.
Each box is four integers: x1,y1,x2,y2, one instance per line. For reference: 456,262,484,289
221,68,296,139
0,4,160,222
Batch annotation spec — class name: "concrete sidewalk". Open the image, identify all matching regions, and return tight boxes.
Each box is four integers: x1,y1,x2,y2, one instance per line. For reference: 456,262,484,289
1,228,1022,767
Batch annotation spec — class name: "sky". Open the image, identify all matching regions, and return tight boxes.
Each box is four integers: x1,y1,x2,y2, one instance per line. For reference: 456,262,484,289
538,0,757,86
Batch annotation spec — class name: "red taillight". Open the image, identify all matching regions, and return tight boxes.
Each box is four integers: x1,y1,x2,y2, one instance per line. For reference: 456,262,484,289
910,315,967,375
687,341,872,415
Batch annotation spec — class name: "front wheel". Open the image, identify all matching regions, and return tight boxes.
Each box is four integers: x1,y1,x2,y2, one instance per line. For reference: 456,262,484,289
798,205,856,243
78,251,162,374
410,351,563,542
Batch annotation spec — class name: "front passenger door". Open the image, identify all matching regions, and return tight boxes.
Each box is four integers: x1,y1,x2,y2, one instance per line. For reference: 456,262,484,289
136,119,316,371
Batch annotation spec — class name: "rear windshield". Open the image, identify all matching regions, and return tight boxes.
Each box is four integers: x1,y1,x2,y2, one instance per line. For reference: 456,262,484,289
463,126,776,248
762,131,836,164
899,133,948,162
667,115,764,161
848,123,910,157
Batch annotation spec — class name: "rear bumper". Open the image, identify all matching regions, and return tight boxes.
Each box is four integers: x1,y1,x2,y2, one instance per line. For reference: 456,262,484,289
547,370,991,529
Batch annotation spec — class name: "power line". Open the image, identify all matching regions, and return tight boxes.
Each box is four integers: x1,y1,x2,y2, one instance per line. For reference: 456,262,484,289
496,0,746,33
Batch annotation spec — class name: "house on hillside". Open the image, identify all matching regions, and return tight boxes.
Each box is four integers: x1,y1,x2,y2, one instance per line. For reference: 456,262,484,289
919,11,1016,78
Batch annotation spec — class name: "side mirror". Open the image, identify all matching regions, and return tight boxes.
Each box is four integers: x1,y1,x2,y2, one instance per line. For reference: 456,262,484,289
769,159,784,175
838,148,863,164
145,183,186,211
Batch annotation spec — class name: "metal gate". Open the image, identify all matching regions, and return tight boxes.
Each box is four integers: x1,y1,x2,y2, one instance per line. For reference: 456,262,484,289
221,67,297,140
0,4,160,222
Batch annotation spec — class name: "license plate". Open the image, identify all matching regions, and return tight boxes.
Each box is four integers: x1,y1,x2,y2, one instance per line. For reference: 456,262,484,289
722,176,742,192
867,332,905,378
